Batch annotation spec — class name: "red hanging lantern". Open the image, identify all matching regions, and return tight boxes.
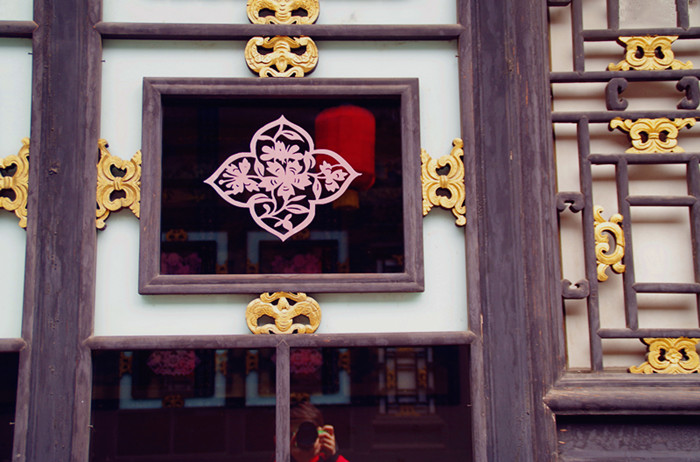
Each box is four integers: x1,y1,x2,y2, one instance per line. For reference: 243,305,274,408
315,105,376,208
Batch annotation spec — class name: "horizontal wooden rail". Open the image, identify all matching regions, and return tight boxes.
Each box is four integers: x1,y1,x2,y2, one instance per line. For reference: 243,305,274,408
85,330,476,349
0,21,36,38
95,22,465,41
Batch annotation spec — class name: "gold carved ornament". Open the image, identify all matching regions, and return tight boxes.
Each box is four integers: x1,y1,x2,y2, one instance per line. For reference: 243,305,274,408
608,36,693,71
247,0,319,25
245,36,318,77
96,139,142,229
0,138,29,228
610,117,696,153
118,352,133,377
246,350,259,374
338,350,351,374
629,337,700,374
594,205,625,282
246,292,321,334
162,394,185,408
215,351,228,376
421,138,466,226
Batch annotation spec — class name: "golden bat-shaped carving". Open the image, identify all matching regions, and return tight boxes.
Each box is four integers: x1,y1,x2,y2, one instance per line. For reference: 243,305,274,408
247,0,319,24
245,36,318,78
246,292,321,334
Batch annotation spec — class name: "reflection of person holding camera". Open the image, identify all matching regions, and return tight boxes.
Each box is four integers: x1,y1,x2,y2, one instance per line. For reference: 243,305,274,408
290,402,348,462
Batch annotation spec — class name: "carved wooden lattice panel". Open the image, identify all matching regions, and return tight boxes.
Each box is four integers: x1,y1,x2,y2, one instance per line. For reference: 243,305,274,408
550,0,700,373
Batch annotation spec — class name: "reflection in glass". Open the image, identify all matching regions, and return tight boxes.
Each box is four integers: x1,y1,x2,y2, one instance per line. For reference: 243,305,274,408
90,349,276,461
289,346,471,461
0,353,18,462
160,96,405,276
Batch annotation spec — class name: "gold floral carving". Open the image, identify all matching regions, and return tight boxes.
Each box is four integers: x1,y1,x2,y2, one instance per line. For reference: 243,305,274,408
247,0,319,24
594,205,625,282
608,36,693,71
96,139,141,229
629,337,700,374
0,138,29,228
610,117,696,153
246,292,321,334
245,36,318,77
421,138,466,226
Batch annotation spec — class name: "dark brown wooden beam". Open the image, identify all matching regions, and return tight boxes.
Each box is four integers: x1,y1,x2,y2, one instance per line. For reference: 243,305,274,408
94,22,464,41
546,383,700,414
13,1,102,461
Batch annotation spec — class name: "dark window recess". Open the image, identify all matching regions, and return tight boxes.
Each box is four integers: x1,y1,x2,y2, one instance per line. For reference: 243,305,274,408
89,346,470,461
90,349,275,462
159,96,404,276
0,353,18,462
288,345,471,461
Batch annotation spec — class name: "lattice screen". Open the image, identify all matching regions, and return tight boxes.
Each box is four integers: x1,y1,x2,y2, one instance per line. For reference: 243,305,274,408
550,0,700,372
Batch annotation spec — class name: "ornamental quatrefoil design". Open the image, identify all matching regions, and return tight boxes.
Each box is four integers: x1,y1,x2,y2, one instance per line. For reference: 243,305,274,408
205,116,360,241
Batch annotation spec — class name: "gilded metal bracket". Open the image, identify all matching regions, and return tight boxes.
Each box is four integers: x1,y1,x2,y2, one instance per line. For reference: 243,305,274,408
245,36,318,77
246,292,321,334
0,138,29,229
594,205,625,282
247,0,320,24
96,139,142,229
608,36,693,71
629,337,700,374
421,138,466,226
610,117,696,153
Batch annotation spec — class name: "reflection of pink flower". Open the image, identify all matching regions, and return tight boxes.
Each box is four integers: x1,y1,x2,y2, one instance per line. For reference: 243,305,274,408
270,253,322,274
147,350,200,376
205,116,361,241
161,252,202,275
290,348,323,375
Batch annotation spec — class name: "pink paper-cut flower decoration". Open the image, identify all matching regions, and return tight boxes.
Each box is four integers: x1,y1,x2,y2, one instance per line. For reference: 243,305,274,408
205,116,361,241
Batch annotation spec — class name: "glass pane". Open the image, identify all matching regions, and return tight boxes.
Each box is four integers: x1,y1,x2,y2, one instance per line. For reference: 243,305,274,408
0,353,18,461
160,95,404,276
288,345,471,461
90,349,275,461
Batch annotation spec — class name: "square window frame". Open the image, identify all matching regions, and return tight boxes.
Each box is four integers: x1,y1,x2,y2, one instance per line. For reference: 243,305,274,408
139,77,424,294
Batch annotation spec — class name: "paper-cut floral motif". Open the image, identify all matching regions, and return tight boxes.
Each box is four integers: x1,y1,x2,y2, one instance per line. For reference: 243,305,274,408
205,116,360,241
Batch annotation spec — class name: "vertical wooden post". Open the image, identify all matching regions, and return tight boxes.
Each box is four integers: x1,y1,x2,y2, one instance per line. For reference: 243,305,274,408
468,0,565,460
276,340,291,462
13,1,102,461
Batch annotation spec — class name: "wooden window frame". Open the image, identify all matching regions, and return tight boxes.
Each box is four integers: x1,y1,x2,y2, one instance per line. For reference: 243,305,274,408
139,77,424,294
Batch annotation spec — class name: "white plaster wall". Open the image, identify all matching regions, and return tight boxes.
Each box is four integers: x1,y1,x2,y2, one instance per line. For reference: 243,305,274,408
0,1,32,21
0,38,31,339
96,39,466,336
102,0,456,25
551,2,700,369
